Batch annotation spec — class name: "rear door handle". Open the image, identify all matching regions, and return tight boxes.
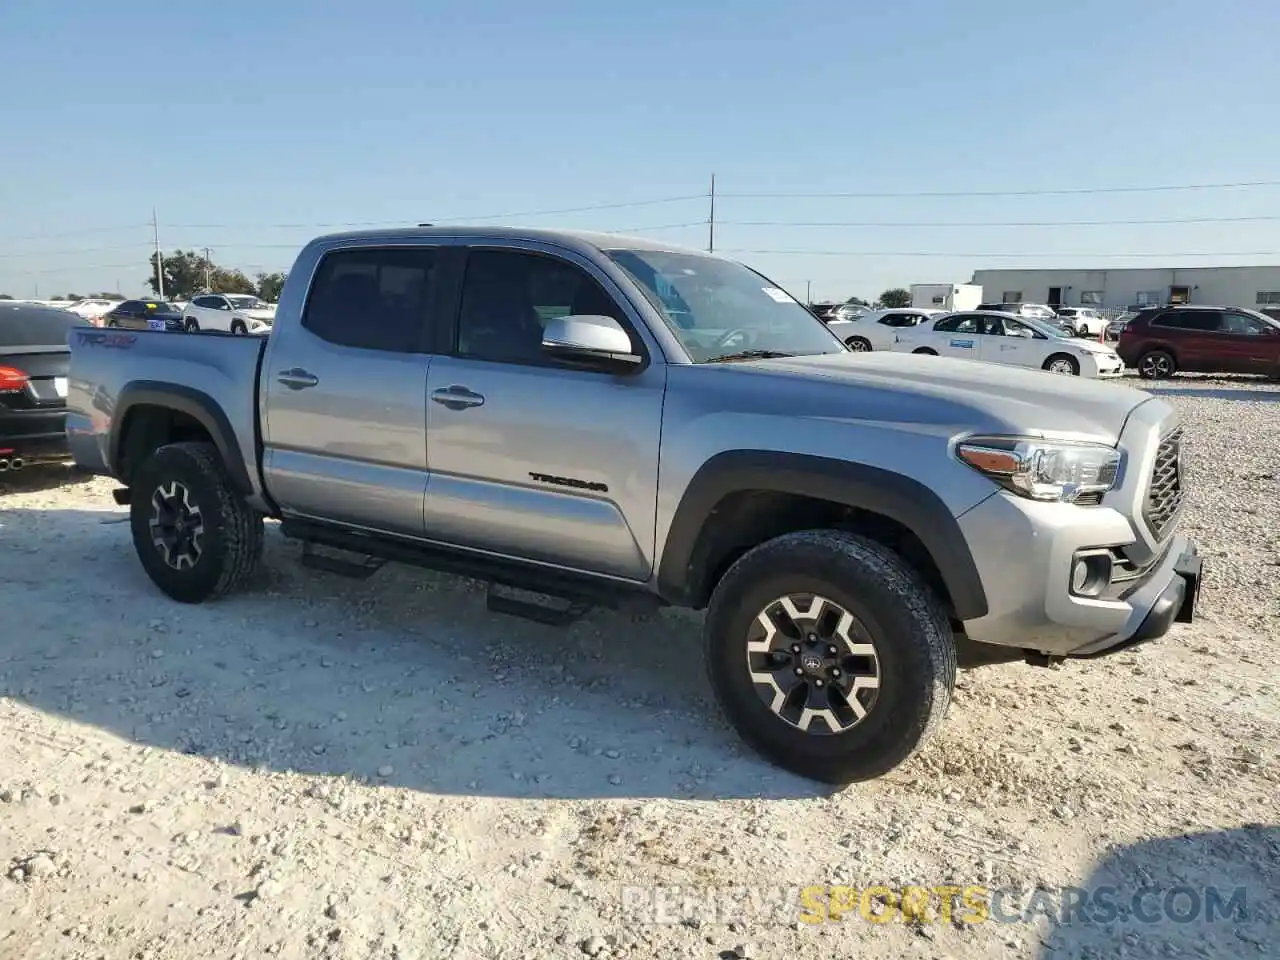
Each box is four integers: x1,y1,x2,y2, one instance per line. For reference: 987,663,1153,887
431,385,485,410
277,368,319,390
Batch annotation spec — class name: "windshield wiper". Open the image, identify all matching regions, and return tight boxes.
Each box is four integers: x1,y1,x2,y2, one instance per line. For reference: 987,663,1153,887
703,349,795,363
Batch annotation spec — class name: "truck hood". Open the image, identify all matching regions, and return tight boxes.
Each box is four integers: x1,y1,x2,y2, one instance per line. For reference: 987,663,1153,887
723,351,1153,442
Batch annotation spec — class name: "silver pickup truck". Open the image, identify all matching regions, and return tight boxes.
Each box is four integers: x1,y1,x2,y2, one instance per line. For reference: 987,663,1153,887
66,227,1202,783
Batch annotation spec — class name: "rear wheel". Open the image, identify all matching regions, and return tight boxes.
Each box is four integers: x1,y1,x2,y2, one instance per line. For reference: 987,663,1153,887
912,347,938,356
845,336,872,352
704,530,955,783
1043,353,1080,375
129,441,263,603
1138,349,1176,379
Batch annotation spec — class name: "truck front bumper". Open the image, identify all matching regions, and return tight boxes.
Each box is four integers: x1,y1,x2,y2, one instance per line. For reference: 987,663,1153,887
956,491,1203,658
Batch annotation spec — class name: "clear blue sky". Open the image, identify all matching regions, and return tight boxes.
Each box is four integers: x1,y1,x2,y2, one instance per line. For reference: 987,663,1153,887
3,0,1280,300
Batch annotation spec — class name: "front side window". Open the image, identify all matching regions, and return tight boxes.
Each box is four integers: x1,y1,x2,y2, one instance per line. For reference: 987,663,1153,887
227,295,266,310
1223,311,1273,335
303,247,436,353
454,249,632,366
608,249,844,362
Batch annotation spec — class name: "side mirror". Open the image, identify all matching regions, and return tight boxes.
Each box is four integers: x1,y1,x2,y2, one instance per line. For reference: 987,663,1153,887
542,315,643,372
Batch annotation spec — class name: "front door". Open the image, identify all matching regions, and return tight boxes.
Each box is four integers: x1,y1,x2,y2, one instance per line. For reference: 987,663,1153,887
260,244,441,537
422,246,665,581
979,315,1041,368
1047,287,1062,307
1218,309,1280,374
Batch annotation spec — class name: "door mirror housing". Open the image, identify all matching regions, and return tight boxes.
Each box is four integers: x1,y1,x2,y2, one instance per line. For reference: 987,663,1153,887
542,315,643,372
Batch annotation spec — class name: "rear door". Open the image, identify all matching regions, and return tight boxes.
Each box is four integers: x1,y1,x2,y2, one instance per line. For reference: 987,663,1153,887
260,244,445,536
421,244,665,580
1152,309,1222,372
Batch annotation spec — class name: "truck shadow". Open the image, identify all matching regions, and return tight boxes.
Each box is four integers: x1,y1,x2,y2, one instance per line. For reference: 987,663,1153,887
0,502,828,802
0,464,99,495
1037,825,1278,958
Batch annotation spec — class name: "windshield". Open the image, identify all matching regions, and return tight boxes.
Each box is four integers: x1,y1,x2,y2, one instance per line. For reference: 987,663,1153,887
606,249,846,362
227,296,267,310
143,301,180,314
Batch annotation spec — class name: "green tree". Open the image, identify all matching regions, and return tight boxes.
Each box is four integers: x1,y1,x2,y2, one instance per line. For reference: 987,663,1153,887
211,267,256,295
879,288,911,308
146,249,212,299
255,271,287,302
844,295,870,306
0,294,13,300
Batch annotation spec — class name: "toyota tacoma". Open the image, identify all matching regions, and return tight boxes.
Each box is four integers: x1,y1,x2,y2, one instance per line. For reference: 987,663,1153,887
65,227,1202,783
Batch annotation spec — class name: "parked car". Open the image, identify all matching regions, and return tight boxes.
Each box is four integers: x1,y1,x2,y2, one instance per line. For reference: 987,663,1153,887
103,299,185,332
978,302,1075,336
1105,313,1137,342
831,302,870,322
807,301,840,321
1116,305,1280,379
62,298,121,326
826,308,946,351
0,302,77,472
892,310,1124,377
65,226,1201,784
182,294,276,335
1054,307,1107,338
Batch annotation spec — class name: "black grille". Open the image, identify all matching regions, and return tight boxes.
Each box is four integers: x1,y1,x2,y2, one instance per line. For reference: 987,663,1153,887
1143,428,1184,540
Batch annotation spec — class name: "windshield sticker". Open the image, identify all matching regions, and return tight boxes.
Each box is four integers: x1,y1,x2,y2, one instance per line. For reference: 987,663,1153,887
762,287,794,303
949,338,975,349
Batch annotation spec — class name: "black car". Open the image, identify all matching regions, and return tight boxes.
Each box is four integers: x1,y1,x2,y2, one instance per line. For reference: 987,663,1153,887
0,303,78,471
808,301,840,321
103,298,185,332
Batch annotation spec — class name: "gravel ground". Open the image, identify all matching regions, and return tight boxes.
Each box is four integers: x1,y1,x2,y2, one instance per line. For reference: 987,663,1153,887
1,374,1277,960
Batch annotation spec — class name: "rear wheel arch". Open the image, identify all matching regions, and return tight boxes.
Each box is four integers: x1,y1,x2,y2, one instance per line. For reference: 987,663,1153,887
656,451,988,620
112,383,251,493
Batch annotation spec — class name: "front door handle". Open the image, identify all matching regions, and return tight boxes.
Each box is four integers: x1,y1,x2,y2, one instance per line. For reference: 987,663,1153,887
431,385,485,410
277,368,319,390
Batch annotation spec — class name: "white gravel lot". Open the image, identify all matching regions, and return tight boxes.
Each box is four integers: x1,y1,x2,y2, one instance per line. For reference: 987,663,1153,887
1,374,1277,960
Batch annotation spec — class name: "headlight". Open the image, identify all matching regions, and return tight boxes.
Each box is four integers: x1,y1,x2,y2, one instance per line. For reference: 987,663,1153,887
957,436,1120,502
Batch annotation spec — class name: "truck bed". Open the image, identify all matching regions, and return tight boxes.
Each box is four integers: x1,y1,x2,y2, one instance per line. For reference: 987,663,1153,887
65,327,267,489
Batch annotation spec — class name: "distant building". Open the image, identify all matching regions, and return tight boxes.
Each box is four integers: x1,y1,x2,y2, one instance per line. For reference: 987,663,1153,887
969,265,1280,318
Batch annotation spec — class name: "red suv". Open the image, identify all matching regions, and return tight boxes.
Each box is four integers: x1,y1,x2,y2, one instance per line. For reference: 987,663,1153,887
1116,305,1280,379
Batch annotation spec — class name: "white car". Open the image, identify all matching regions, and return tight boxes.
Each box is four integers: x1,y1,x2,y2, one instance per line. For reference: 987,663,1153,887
825,308,947,351
891,310,1124,377
182,294,275,335
62,298,120,325
1054,306,1107,337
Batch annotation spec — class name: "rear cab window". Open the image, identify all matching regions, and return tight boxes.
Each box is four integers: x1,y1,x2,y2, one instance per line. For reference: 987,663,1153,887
302,247,438,353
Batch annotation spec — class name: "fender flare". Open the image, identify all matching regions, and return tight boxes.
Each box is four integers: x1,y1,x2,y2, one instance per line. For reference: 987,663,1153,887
656,450,989,620
110,381,253,494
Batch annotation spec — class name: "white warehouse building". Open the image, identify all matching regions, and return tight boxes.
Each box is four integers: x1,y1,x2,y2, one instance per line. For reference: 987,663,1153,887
969,265,1280,318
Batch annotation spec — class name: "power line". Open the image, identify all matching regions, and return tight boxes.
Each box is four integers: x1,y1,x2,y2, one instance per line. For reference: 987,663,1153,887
0,223,150,243
723,248,1280,258
719,214,1280,228
0,243,151,261
719,178,1280,200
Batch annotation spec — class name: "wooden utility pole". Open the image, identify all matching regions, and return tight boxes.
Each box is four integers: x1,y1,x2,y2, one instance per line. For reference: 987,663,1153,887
152,209,165,299
707,173,716,253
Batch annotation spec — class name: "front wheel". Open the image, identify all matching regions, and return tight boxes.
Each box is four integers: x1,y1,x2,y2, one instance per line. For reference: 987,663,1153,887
912,347,938,356
704,530,956,783
1043,353,1080,375
845,336,872,352
185,317,200,333
129,441,264,603
230,319,248,336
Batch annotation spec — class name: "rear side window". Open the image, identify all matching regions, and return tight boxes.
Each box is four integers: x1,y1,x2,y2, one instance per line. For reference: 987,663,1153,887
0,305,78,347
1153,310,1222,332
303,247,437,353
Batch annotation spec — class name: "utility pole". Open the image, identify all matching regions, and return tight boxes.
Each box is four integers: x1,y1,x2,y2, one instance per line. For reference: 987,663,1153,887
204,247,213,292
707,173,717,253
152,208,165,299
806,280,812,305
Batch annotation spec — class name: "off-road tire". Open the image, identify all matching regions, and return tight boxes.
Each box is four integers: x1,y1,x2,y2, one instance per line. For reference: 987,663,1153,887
1137,349,1176,379
129,441,263,603
704,530,956,783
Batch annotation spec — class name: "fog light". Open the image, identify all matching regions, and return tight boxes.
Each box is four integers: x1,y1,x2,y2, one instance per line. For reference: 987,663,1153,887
1070,552,1113,598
